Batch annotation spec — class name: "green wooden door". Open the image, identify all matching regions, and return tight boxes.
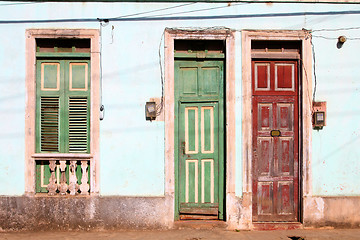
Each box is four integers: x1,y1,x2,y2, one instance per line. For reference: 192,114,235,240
175,59,224,220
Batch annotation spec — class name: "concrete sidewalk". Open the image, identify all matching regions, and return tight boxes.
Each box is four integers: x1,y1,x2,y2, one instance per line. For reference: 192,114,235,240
0,229,360,240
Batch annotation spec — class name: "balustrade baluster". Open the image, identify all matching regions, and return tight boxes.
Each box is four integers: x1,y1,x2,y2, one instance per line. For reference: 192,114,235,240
47,160,57,195
59,160,68,195
69,160,78,195
79,161,89,195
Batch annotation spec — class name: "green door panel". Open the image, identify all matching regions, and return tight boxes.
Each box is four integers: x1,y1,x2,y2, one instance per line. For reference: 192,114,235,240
199,66,220,96
175,60,224,101
175,59,224,220
180,66,198,96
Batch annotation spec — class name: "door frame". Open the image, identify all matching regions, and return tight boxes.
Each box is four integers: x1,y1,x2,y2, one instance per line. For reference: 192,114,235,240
242,30,313,227
164,28,236,223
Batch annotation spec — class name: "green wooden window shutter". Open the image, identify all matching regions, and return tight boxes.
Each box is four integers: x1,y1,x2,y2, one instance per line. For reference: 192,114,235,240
68,97,89,153
36,59,90,154
40,97,60,152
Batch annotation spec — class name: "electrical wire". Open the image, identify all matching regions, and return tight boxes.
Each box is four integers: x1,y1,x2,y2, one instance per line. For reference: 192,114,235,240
299,58,313,112
3,2,359,115
141,2,249,19
307,26,360,104
1,9,360,24
156,30,165,117
310,35,317,103
0,2,44,6
109,2,195,19
99,20,109,119
312,34,360,40
111,25,114,44
312,26,360,32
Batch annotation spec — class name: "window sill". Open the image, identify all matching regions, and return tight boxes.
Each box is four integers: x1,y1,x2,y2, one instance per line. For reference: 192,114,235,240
32,153,92,160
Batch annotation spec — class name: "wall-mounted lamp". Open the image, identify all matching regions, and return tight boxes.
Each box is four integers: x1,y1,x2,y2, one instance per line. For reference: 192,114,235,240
145,102,157,121
337,36,347,49
312,101,326,130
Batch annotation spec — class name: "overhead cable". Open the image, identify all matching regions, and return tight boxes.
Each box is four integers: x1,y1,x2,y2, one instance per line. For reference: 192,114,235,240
0,10,360,24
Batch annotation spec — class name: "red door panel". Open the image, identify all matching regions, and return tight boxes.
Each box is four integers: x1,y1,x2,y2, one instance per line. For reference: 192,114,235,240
252,60,299,222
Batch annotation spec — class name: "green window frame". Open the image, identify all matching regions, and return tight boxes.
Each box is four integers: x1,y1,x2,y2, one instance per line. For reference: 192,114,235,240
35,57,91,193
35,59,91,154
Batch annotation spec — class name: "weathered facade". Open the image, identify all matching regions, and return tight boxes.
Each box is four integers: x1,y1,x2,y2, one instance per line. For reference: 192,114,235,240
0,0,360,231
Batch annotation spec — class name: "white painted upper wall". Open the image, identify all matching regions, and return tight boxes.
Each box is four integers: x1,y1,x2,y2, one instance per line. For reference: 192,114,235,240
0,1,359,196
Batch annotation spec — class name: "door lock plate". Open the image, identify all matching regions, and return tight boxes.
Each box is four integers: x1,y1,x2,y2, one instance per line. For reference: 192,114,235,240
270,130,281,137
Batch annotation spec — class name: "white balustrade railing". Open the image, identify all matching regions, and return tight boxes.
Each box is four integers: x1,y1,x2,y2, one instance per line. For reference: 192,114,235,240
33,154,91,196
46,159,90,196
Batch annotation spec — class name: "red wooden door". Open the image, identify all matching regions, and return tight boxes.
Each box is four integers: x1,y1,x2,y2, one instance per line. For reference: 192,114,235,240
252,60,299,222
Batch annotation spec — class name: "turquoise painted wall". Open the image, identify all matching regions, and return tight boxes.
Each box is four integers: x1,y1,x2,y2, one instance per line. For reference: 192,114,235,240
311,32,360,196
0,25,26,195
0,1,359,196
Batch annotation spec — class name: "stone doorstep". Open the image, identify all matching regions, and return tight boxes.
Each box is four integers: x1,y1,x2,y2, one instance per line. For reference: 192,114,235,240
173,220,227,230
252,222,303,230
